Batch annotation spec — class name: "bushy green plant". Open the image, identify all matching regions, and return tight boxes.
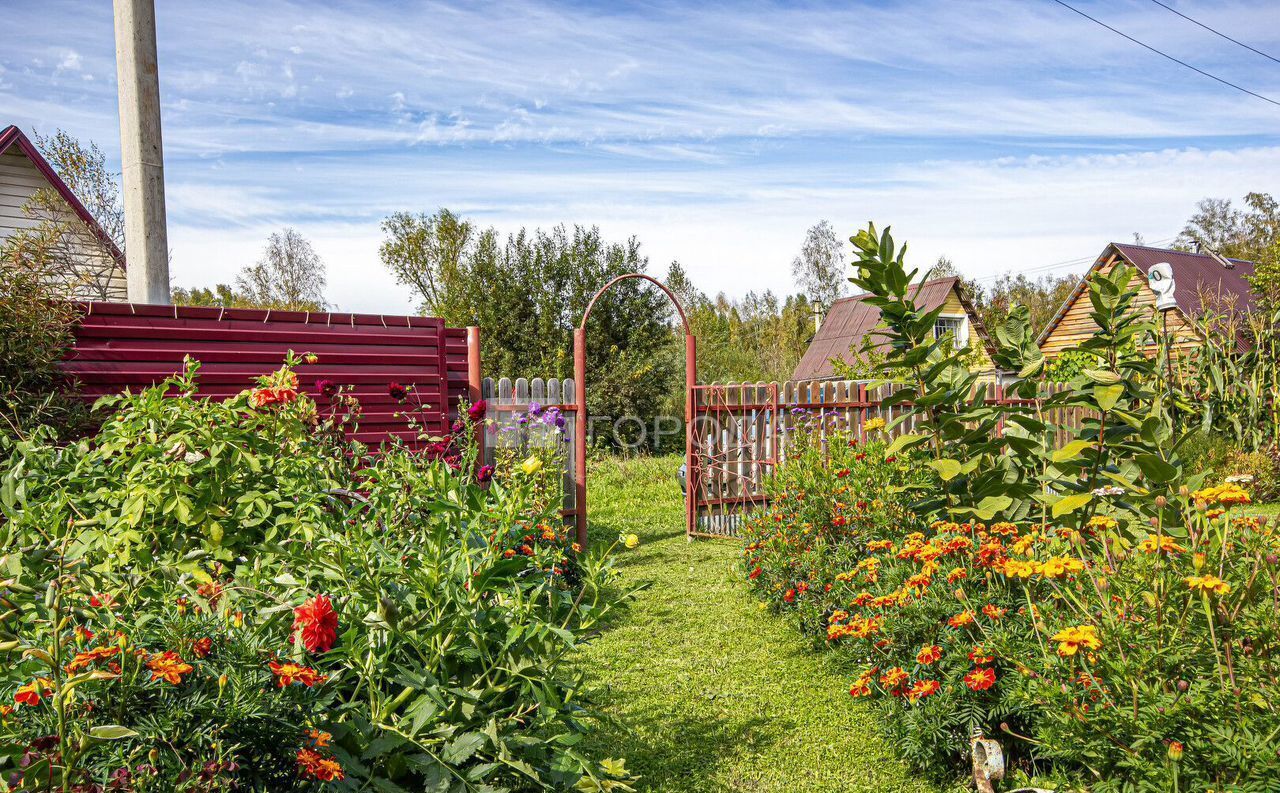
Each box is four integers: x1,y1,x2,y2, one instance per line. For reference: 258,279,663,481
743,222,1280,790
0,252,87,445
0,358,638,792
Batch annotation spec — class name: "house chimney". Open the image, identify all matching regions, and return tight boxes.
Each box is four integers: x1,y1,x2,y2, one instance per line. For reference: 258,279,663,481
114,0,171,304
811,298,825,333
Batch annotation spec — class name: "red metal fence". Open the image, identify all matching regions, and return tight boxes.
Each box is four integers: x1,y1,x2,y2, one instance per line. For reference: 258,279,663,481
64,302,479,446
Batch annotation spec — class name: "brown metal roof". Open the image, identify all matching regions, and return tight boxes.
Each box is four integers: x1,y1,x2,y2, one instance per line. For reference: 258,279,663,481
1037,243,1257,350
1111,243,1255,316
792,277,983,380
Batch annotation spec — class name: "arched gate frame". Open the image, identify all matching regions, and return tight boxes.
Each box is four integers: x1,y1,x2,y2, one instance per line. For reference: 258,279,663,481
573,274,696,546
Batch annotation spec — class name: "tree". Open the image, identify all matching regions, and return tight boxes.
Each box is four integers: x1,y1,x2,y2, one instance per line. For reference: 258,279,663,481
2,129,125,300
790,220,846,309
234,228,328,311
379,211,679,449
975,272,1079,340
171,284,256,308
1174,192,1280,306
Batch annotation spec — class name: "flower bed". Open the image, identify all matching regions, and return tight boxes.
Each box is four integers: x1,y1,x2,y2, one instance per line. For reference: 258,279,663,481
0,357,637,791
742,223,1280,790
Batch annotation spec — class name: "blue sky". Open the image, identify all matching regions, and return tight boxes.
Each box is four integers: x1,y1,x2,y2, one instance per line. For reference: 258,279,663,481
3,0,1279,312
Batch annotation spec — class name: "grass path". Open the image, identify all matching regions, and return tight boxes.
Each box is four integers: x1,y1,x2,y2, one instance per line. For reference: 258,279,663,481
571,455,943,793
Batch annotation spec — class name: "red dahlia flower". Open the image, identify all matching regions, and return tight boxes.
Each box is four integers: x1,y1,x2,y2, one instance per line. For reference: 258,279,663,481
293,595,339,654
467,400,487,421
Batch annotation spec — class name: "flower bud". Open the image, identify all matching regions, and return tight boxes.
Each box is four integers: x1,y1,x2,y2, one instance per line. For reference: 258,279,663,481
1176,679,1189,692
1168,741,1183,761
1155,496,1167,508
1193,553,1206,571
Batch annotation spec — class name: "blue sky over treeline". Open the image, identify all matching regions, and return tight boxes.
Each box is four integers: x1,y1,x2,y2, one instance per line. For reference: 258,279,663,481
3,0,1278,311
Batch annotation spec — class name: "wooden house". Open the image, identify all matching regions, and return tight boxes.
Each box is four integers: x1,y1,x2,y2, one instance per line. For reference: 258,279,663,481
1037,243,1256,357
1,124,126,300
793,276,995,380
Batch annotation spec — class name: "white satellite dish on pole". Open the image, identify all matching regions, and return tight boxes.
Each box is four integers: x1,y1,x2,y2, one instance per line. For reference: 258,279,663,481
1148,262,1177,311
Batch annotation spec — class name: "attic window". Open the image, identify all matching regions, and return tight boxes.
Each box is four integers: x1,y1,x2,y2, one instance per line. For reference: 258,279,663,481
934,315,968,349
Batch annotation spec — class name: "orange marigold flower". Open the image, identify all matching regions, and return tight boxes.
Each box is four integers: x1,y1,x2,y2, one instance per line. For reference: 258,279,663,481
969,646,995,665
293,594,339,654
1051,625,1102,657
916,644,943,665
192,637,214,659
147,651,194,685
270,660,328,688
947,610,976,628
296,747,345,782
905,679,941,702
308,729,332,748
1185,574,1231,596
1137,534,1186,554
981,604,1006,621
964,667,997,691
65,646,120,674
13,678,54,707
947,566,968,584
879,667,908,691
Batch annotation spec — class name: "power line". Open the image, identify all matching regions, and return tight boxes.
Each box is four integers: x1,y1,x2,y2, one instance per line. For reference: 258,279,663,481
1048,0,1280,108
968,236,1177,284
1147,0,1280,66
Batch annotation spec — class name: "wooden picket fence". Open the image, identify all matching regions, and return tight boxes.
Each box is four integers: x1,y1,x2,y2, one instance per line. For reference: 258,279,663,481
479,376,579,517
688,379,1088,538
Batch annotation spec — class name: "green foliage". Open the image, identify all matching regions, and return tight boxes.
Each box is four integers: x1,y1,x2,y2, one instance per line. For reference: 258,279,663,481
380,211,678,450
0,357,637,791
0,252,87,444
741,221,1280,790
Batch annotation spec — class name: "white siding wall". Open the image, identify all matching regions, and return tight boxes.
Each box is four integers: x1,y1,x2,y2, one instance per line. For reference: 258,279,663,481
0,148,126,300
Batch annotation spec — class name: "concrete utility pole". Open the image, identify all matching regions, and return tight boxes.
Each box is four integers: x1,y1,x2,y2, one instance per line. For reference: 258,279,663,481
114,0,170,304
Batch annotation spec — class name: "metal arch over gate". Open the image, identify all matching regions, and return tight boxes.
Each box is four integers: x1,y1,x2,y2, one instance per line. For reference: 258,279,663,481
572,274,696,547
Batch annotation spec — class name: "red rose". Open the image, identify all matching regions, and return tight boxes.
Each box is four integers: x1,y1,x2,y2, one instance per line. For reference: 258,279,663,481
293,595,339,654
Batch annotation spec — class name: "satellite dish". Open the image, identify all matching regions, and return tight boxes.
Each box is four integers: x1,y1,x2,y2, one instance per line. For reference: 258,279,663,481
1148,263,1177,311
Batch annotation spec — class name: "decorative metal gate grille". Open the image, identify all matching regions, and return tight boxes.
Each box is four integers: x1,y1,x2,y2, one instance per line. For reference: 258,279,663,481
688,383,779,538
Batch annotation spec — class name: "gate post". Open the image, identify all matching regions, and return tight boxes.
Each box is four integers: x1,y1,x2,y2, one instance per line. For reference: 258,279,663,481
466,326,485,468
573,326,588,547
685,333,697,540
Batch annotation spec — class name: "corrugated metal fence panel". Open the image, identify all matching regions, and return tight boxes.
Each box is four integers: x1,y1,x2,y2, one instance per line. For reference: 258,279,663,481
64,301,471,446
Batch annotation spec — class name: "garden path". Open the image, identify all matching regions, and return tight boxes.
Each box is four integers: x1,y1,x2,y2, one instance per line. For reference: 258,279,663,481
572,455,947,793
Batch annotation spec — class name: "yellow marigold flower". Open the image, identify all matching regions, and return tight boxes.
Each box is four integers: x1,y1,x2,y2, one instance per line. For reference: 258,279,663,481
1185,574,1231,596
1002,559,1038,579
1086,515,1118,532
1051,625,1102,657
1137,534,1185,554
862,417,886,432
1191,483,1251,506
1038,556,1085,579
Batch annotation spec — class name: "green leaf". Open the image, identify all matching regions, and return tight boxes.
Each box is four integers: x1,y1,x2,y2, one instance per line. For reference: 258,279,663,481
89,725,138,741
1093,384,1123,411
926,459,963,481
884,433,929,456
1135,453,1178,483
1051,440,1093,463
1051,493,1093,518
442,732,487,765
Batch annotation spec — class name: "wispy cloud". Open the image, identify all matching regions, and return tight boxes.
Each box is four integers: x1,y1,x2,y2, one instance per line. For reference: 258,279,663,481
1,0,1278,311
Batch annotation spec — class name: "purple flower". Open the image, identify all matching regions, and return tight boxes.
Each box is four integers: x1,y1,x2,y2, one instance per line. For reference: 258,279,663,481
315,378,337,398
451,420,466,436
477,464,494,485
527,402,543,417
468,400,488,422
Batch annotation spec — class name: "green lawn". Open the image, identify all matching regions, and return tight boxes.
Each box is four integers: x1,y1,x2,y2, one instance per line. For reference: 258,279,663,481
572,454,943,793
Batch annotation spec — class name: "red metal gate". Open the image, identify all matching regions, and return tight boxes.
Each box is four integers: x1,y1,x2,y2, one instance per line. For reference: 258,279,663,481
688,383,778,538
